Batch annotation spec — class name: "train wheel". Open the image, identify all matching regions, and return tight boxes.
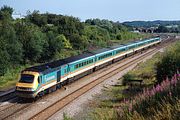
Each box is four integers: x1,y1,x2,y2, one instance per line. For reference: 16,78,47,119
39,91,45,97
57,83,62,89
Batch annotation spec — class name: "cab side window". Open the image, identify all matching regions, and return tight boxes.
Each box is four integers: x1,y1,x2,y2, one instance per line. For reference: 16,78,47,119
38,77,41,84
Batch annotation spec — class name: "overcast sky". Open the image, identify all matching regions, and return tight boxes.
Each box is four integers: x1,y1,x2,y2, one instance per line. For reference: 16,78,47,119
0,0,180,22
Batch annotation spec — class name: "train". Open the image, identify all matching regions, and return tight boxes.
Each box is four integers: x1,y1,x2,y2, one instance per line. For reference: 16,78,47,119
16,36,161,98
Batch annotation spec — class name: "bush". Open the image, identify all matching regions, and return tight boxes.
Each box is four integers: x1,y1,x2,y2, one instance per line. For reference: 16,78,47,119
156,41,180,83
122,73,135,85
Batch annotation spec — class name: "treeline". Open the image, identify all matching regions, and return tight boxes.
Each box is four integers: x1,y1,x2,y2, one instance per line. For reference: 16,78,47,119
0,6,142,76
124,20,180,33
123,20,180,28
154,25,180,33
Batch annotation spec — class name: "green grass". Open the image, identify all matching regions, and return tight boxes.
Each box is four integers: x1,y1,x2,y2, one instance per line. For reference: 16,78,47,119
127,53,161,85
63,113,73,120
0,65,31,90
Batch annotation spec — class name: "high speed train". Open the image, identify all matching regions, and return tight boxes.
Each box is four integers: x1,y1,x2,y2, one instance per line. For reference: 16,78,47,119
16,36,161,98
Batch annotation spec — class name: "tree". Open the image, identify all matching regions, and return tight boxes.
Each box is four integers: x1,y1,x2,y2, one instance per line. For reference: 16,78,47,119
17,24,46,63
155,25,169,33
44,33,72,60
0,5,13,20
56,34,72,50
84,26,110,47
0,38,10,75
69,34,88,49
27,10,47,27
0,6,23,75
41,31,57,60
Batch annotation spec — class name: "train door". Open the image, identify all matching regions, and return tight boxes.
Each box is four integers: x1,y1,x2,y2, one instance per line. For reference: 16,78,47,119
57,70,61,83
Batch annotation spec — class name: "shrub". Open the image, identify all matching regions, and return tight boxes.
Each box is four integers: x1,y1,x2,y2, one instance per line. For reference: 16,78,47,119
156,41,180,83
122,73,135,86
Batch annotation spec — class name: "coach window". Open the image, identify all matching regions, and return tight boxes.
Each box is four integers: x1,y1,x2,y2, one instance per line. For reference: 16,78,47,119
64,69,67,74
75,64,78,69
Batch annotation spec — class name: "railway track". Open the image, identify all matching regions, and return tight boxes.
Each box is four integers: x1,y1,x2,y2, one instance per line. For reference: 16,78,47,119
0,88,16,103
0,103,31,120
0,97,19,111
0,36,176,120
30,38,175,120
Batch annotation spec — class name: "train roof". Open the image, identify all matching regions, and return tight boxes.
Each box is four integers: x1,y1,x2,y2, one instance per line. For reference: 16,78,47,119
24,60,67,73
125,42,137,46
89,48,113,54
109,44,125,49
64,52,94,63
24,52,94,73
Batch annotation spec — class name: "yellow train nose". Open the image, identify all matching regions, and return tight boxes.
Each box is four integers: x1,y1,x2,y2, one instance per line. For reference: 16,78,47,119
16,82,34,88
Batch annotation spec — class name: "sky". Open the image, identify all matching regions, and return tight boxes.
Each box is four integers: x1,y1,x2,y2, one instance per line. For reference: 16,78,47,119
0,0,180,22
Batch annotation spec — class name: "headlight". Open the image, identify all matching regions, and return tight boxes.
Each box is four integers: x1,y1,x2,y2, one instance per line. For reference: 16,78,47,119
16,87,34,91
25,88,34,91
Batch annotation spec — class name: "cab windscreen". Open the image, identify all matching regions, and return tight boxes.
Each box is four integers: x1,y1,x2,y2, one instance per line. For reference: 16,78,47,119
19,74,34,83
